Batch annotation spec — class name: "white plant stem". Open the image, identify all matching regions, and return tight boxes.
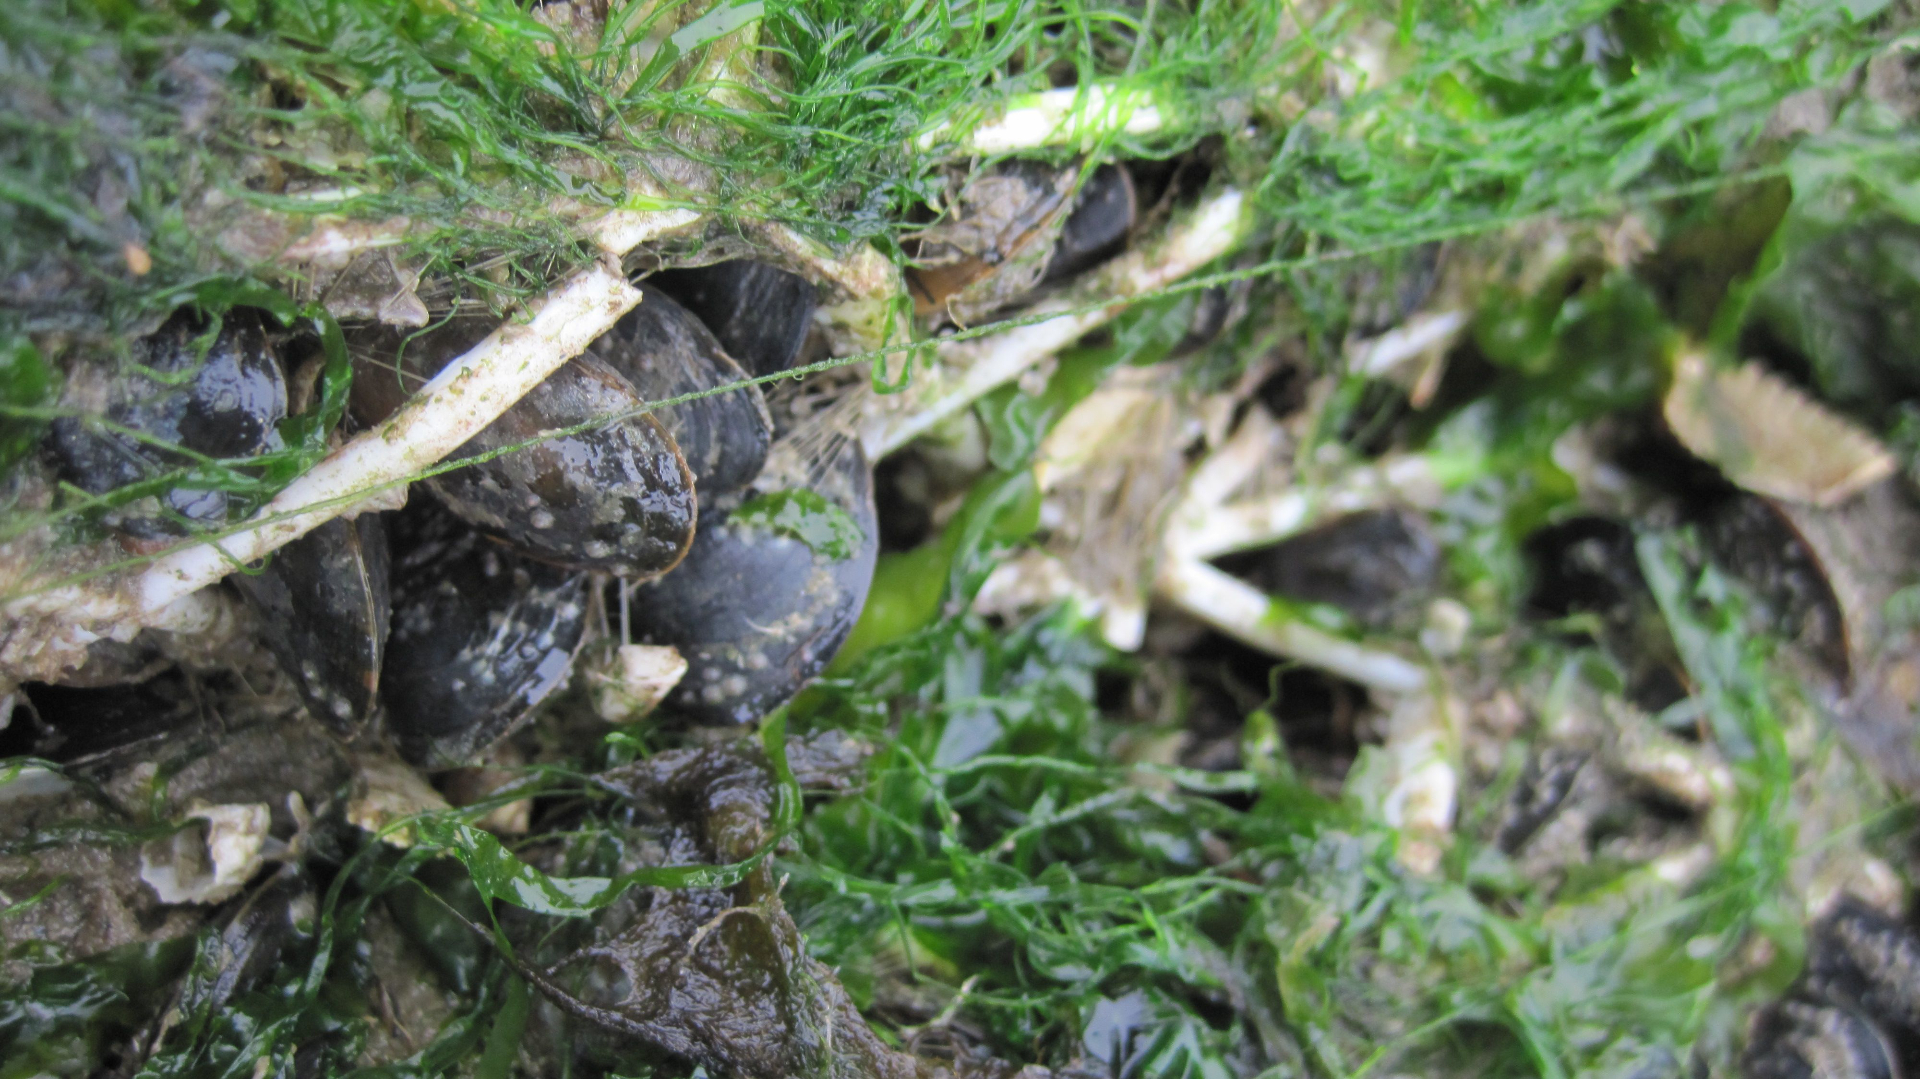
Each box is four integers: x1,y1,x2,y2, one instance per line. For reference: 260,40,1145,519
861,188,1247,458
1154,559,1427,694
916,84,1171,155
1166,455,1443,562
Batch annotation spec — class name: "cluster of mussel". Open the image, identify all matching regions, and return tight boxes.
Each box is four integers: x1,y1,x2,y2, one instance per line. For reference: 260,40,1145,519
38,260,879,766
24,157,1144,768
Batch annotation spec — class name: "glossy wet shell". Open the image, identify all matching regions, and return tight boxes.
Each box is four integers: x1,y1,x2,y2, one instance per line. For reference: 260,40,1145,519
229,514,390,735
350,319,697,578
629,438,879,726
431,353,697,576
382,500,590,768
588,285,773,500
49,310,287,538
645,261,817,378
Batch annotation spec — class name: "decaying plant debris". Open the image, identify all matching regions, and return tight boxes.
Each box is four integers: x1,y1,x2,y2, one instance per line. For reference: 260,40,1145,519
6,1,1920,1077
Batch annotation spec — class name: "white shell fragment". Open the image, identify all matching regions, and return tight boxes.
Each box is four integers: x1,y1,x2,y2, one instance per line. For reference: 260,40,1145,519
347,754,450,849
588,643,690,724
1664,349,1895,507
139,802,271,905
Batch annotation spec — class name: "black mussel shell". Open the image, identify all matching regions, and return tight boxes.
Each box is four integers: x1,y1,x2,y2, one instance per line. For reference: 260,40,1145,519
1044,163,1137,283
587,285,774,499
382,499,590,767
644,261,817,378
229,514,390,735
1744,899,1920,1079
628,437,878,725
351,319,696,578
180,865,315,1018
50,309,287,539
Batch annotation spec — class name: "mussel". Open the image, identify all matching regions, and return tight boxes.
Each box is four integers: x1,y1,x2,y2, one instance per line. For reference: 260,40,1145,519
1744,899,1920,1079
908,160,1139,324
627,434,879,725
350,318,696,578
229,513,390,735
381,498,590,767
1043,163,1137,284
645,261,818,379
50,309,287,540
586,285,774,499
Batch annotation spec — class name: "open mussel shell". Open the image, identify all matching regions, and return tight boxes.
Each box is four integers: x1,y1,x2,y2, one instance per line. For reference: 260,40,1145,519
644,261,818,379
627,437,879,725
587,285,774,499
382,499,590,767
350,318,696,578
229,514,390,735
50,309,287,540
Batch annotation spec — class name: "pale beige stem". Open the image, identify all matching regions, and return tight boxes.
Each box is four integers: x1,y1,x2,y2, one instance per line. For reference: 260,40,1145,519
915,84,1171,155
1166,455,1443,562
1154,558,1427,694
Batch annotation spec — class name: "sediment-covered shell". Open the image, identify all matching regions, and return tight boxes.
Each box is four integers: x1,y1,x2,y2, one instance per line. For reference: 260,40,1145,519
382,500,590,767
907,160,1076,322
907,160,1140,325
350,318,696,577
50,309,287,540
646,261,818,379
229,514,391,735
628,436,879,725
587,285,774,500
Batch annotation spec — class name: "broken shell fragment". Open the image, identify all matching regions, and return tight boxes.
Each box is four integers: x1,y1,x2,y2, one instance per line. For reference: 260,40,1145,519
347,752,452,847
139,802,271,905
587,642,689,724
588,285,774,499
50,309,288,540
1664,349,1894,507
229,513,391,735
350,318,697,577
628,438,879,725
646,260,818,378
381,501,591,767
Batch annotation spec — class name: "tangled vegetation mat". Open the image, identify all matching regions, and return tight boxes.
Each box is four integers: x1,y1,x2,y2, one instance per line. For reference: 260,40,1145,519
4,1,1920,1076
